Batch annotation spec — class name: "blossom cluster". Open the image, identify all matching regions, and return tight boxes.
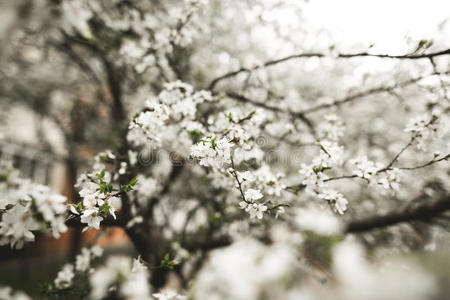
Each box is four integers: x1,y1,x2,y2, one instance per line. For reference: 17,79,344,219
127,80,286,221
317,114,345,141
0,286,30,300
233,165,287,219
188,108,288,220
191,235,436,300
238,188,267,219
193,240,297,300
89,256,151,300
350,156,403,193
180,91,293,220
72,172,122,230
70,151,133,230
52,248,187,300
128,81,213,149
350,155,381,179
0,159,67,249
52,251,189,300
53,245,104,290
59,0,207,76
298,115,349,214
190,136,233,169
404,112,444,151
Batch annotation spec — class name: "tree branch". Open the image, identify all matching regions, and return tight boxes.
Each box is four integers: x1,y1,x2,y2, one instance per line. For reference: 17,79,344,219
208,48,450,89
346,194,450,233
225,71,450,119
225,92,316,132
297,71,450,115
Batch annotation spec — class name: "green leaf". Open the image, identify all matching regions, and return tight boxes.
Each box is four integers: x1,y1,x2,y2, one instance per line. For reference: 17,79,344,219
120,177,138,193
74,202,83,214
99,203,110,217
414,39,433,52
188,129,203,141
289,185,300,191
210,136,217,149
99,182,113,193
312,166,323,174
160,253,174,270
417,39,428,50
38,220,48,231
96,170,105,180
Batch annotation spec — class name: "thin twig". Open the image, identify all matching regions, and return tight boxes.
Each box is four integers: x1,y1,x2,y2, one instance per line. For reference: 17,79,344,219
209,48,450,90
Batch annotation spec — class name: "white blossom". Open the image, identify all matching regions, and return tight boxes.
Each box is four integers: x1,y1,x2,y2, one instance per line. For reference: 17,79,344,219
119,162,128,175
0,204,38,249
378,168,402,192
240,202,268,219
0,286,31,300
108,196,122,219
190,136,233,168
80,208,103,230
89,256,151,300
350,156,379,179
193,240,296,300
54,264,75,289
244,189,263,201
75,247,92,272
299,163,328,191
61,0,93,38
318,189,348,214
318,114,345,141
153,290,186,300
0,163,67,248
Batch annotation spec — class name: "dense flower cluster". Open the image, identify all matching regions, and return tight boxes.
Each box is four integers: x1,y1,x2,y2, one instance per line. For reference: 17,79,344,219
192,240,297,300
0,286,30,300
128,81,213,149
298,115,349,214
53,245,104,291
0,159,67,249
192,237,436,300
54,264,75,289
350,155,380,179
89,256,151,300
70,152,126,230
128,80,287,221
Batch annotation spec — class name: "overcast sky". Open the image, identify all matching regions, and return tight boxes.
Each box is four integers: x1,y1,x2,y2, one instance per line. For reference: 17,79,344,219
305,0,450,53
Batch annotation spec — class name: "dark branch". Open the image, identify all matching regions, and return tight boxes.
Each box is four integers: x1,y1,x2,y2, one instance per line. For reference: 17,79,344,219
208,48,450,89
225,71,450,119
225,92,316,131
226,92,285,113
345,194,450,233
296,71,449,115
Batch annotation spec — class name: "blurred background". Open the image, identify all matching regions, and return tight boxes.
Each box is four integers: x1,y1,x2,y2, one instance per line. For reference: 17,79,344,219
0,98,132,296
